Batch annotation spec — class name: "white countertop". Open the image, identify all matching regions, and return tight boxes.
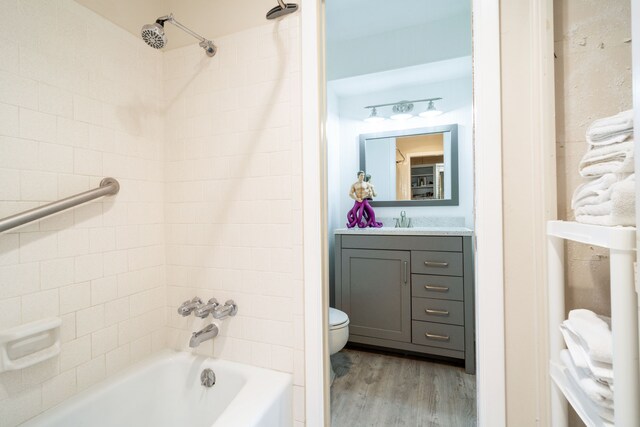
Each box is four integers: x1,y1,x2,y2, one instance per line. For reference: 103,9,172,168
334,226,474,236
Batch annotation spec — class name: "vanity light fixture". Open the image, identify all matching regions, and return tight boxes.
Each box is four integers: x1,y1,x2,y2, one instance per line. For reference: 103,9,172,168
364,107,385,123
390,102,414,120
364,97,443,122
418,99,443,118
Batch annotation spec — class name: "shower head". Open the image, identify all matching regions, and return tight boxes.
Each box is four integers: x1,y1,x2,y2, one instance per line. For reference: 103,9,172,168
266,0,298,20
141,22,167,49
140,14,216,57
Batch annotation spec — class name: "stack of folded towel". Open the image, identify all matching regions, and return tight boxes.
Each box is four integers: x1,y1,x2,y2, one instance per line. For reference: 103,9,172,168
560,309,614,425
571,110,636,226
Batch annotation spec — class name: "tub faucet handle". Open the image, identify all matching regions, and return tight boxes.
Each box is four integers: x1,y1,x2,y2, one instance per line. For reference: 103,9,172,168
194,298,220,318
211,300,238,319
177,297,203,317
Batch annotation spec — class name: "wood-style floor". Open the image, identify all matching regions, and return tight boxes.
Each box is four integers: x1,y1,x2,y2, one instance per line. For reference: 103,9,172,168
330,347,477,427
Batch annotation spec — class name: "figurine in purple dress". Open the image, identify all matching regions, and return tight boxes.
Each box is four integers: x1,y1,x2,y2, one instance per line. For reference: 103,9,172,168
346,171,383,228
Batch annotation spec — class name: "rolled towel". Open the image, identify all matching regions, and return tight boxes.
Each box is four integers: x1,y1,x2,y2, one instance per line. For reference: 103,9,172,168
579,140,634,177
560,324,613,383
576,175,635,226
586,109,633,146
561,350,614,408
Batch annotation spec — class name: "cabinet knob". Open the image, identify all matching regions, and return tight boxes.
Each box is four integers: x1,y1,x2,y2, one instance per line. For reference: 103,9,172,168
425,332,450,341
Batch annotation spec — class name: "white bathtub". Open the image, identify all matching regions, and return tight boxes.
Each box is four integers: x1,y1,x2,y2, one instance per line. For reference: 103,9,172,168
22,350,292,427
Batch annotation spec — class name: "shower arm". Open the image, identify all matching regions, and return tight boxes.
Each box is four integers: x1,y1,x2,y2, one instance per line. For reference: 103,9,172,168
158,14,211,45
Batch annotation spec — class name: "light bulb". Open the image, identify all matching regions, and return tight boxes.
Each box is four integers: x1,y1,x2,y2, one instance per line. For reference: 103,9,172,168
364,107,385,123
419,100,442,118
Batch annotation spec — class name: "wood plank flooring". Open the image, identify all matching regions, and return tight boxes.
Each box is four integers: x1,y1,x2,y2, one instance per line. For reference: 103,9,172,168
330,348,477,427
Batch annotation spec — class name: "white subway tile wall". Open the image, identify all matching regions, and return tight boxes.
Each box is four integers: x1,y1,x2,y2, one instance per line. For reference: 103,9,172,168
0,0,166,425
163,16,304,425
0,0,305,426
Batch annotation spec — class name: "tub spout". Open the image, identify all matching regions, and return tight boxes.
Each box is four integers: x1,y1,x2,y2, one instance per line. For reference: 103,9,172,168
189,323,219,348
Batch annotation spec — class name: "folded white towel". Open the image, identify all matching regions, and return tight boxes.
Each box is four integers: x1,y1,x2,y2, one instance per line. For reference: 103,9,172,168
579,140,634,177
575,201,614,216
571,173,622,209
560,324,613,383
589,132,633,147
586,109,633,146
561,350,614,408
565,309,612,364
576,175,636,226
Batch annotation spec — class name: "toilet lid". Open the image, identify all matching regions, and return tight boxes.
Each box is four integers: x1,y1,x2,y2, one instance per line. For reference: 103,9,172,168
329,308,349,327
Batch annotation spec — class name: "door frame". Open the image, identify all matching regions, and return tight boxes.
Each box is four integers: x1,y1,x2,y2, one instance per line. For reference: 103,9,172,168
301,1,507,426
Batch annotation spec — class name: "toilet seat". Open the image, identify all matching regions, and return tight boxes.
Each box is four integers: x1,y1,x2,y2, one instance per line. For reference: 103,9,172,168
329,307,349,330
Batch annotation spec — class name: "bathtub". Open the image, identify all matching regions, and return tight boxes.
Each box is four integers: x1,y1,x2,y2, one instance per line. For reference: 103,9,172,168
22,350,292,427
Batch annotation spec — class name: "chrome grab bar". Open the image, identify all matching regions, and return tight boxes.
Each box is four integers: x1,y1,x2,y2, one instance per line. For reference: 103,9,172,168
0,177,120,233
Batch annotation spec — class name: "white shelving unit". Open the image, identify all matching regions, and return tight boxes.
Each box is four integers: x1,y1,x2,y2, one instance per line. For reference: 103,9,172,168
547,220,639,426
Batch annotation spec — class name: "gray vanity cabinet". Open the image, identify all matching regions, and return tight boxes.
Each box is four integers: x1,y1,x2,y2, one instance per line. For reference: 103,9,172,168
334,233,475,374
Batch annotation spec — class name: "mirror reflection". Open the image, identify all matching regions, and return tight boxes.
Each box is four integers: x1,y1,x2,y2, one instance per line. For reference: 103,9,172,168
360,125,458,205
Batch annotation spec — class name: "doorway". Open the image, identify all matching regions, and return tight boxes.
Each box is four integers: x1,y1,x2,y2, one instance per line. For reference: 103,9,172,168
299,1,506,426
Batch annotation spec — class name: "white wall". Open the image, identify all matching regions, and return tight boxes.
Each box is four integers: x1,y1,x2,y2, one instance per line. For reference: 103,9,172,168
329,75,474,228
326,90,341,306
0,1,166,425
162,17,305,426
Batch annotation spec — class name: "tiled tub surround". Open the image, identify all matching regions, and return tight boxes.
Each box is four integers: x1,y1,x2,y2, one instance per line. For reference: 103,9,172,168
162,16,305,427
0,1,304,426
0,1,166,426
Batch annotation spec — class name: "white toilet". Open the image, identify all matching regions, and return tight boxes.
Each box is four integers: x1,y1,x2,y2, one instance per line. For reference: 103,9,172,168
328,307,350,383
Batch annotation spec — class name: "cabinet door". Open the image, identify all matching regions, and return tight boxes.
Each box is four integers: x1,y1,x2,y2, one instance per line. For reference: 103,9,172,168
341,249,411,342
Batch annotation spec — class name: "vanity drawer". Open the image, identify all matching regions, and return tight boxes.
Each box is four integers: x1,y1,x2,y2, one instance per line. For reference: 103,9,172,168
411,274,464,301
412,321,464,351
412,298,464,325
411,251,463,276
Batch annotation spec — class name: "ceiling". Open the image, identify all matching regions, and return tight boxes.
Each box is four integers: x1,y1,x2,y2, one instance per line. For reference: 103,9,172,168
328,56,472,98
75,0,273,50
75,0,471,52
325,0,471,42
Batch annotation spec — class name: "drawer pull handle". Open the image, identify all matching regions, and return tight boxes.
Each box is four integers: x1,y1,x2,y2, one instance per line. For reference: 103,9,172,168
424,261,449,267
425,308,450,316
425,332,450,341
424,285,449,292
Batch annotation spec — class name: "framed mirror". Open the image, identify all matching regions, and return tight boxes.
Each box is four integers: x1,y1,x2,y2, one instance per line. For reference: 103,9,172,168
359,124,459,206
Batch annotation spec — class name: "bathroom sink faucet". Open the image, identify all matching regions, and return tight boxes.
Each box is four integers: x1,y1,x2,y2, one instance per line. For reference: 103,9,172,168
394,211,412,228
177,297,203,316
189,324,219,348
